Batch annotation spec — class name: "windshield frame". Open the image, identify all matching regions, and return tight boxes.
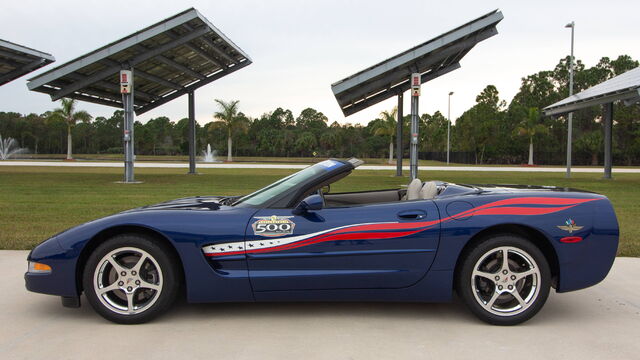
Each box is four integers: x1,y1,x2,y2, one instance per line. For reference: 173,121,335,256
232,159,350,208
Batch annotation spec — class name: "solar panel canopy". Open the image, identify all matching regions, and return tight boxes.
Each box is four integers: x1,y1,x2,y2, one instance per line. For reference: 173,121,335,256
27,8,251,115
544,66,640,116
331,9,503,116
0,39,54,86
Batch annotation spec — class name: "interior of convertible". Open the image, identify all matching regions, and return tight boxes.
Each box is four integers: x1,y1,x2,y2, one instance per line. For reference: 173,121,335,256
232,158,449,209
322,178,441,207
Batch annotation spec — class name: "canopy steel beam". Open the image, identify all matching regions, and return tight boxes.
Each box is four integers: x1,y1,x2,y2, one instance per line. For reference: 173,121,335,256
0,49,34,62
544,90,640,115
184,42,224,69
0,38,54,85
0,60,45,84
335,29,494,105
80,88,146,107
45,27,210,100
134,59,251,115
0,56,25,69
168,27,225,69
63,72,156,102
544,66,640,116
342,62,461,117
0,70,25,84
198,36,237,65
31,86,122,107
155,54,205,80
134,69,182,90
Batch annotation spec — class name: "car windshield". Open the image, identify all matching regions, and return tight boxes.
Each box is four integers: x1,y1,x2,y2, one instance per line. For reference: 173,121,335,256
233,160,344,207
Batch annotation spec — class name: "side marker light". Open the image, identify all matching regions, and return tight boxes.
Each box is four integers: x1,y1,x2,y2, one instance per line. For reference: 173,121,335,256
28,261,52,273
560,236,583,243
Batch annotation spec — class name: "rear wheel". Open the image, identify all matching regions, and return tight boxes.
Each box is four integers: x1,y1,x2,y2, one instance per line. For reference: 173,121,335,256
456,234,551,325
83,234,180,324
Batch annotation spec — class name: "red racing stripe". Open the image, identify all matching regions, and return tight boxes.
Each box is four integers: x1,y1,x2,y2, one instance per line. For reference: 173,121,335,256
334,219,440,233
205,197,602,257
246,229,424,255
470,205,574,216
445,197,599,220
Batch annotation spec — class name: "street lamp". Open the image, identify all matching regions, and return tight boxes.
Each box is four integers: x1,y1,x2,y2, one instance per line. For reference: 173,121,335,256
447,91,454,165
565,21,575,178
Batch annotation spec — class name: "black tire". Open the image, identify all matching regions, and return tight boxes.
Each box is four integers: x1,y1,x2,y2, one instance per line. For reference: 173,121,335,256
82,234,181,324
456,234,551,325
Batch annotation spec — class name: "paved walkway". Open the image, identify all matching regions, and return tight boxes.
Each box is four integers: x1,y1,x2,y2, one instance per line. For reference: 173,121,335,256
2,160,640,173
1,250,638,359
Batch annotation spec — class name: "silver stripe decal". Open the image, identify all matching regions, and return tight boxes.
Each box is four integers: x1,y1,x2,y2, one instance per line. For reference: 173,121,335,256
202,221,396,255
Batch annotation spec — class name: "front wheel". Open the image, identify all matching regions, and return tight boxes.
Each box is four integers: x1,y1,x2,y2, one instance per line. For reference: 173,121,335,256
83,234,181,324
456,234,551,325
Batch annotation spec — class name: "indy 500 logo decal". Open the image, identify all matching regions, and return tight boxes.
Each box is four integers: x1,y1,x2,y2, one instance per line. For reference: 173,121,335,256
252,215,296,237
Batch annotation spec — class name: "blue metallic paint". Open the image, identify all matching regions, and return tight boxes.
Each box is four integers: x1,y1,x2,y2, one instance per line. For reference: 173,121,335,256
25,177,619,306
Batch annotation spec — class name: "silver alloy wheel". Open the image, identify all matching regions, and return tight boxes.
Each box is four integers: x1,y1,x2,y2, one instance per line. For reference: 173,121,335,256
470,246,541,316
93,246,163,315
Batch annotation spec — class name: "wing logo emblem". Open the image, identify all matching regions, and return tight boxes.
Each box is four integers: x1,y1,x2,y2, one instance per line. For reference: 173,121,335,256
557,218,583,233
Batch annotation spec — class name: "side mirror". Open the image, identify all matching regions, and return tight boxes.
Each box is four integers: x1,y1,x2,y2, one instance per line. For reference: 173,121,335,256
292,194,324,215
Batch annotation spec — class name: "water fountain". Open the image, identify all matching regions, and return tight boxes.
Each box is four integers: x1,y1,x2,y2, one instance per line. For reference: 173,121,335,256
0,134,28,160
202,144,221,163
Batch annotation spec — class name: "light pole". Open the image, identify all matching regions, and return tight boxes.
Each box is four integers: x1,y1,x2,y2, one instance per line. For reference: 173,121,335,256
565,21,575,178
447,91,454,164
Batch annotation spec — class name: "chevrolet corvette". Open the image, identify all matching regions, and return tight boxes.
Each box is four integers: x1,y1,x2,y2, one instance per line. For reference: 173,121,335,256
25,158,619,325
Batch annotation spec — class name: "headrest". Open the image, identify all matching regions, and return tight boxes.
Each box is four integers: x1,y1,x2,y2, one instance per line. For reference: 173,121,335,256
406,178,423,200
421,181,438,200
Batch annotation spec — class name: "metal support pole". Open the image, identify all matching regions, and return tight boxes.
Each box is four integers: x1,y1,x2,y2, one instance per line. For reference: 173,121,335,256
603,102,613,179
409,93,419,180
122,69,135,183
566,21,575,178
395,93,403,176
188,90,196,174
447,92,453,164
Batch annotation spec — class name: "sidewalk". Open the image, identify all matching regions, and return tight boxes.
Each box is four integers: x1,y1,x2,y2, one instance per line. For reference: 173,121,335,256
2,160,640,173
1,251,638,359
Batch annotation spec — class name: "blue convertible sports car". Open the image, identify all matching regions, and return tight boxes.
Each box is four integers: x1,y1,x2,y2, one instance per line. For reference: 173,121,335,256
25,158,619,325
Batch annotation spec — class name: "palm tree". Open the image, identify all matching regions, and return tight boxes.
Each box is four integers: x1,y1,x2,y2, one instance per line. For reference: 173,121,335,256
517,107,548,165
371,107,397,164
47,98,92,160
213,99,245,162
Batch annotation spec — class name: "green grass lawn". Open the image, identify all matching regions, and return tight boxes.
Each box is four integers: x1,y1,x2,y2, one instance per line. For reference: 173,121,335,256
1,166,638,256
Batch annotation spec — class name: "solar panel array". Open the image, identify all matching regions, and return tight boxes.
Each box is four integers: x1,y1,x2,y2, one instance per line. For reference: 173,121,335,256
544,66,640,115
0,39,54,86
27,8,251,115
331,10,503,116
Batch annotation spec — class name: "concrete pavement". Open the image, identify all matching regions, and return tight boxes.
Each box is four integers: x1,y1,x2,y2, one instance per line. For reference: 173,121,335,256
2,160,640,173
1,250,638,359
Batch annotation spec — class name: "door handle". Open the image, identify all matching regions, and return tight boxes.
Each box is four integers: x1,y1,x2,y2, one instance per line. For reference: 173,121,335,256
397,210,427,220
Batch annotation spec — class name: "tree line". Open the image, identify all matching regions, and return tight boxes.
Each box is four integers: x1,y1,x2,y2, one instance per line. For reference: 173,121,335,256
1,54,638,165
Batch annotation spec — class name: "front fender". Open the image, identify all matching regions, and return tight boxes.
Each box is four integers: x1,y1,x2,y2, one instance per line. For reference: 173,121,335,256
26,208,258,302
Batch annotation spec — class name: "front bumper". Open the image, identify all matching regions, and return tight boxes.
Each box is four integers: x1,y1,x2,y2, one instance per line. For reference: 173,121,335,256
24,237,80,297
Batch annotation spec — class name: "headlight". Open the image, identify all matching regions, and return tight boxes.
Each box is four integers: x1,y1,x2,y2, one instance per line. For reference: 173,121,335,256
28,261,52,274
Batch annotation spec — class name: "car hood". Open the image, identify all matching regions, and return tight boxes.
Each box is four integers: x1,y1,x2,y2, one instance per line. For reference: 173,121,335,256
122,196,241,212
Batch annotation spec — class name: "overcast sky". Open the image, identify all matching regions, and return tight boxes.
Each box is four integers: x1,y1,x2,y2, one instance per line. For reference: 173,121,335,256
1,0,638,126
